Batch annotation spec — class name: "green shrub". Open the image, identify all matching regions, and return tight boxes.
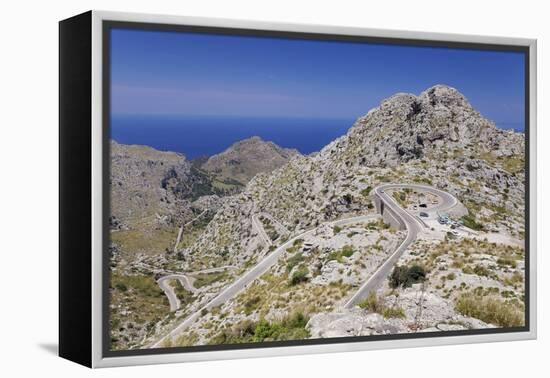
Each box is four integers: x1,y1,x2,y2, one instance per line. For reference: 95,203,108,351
358,291,382,312
115,283,127,292
290,268,309,285
170,279,194,306
455,293,524,327
244,295,262,314
358,292,405,319
286,253,305,272
473,265,492,277
209,312,310,345
293,238,304,247
389,265,426,288
341,245,354,258
333,226,342,234
382,306,406,319
327,245,355,263
360,186,372,197
461,214,484,231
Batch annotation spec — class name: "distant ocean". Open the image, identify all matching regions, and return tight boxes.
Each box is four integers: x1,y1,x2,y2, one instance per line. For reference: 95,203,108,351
110,115,525,159
110,115,355,159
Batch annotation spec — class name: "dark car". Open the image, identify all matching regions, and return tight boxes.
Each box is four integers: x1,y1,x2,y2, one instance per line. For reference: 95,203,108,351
419,203,427,208
419,212,429,217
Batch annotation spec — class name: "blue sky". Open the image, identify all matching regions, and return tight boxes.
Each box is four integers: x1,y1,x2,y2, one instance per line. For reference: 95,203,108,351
110,28,525,129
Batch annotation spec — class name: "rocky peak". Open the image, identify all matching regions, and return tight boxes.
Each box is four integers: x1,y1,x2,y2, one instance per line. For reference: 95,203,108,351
419,84,473,110
340,85,520,166
202,136,301,185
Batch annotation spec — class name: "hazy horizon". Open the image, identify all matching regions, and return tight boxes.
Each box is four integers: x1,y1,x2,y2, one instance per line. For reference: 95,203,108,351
109,28,526,158
110,113,524,160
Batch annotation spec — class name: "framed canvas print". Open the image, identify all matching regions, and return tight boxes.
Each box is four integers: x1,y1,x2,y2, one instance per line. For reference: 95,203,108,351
59,10,537,368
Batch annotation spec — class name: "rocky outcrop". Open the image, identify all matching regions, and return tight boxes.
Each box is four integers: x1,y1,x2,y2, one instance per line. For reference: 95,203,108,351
110,141,199,229
202,136,300,185
188,85,525,268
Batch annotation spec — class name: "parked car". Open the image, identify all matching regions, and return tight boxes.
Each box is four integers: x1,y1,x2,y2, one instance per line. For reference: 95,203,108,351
419,212,429,217
419,203,427,208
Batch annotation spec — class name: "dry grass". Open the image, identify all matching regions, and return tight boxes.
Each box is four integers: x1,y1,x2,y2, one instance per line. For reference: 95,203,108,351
455,293,525,327
358,292,406,319
111,227,177,255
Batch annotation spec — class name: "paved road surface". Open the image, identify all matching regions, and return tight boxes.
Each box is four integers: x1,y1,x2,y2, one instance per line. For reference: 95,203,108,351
251,214,273,246
343,184,457,308
150,183,456,346
158,275,198,311
150,214,378,348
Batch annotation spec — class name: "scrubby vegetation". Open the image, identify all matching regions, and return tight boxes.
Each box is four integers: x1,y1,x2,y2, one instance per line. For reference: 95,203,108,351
389,265,426,288
358,291,383,312
360,186,372,197
193,271,230,288
290,267,309,285
110,273,169,350
365,219,390,231
358,292,405,319
208,312,310,344
455,292,525,327
286,253,305,272
327,245,355,263
111,227,177,256
460,214,484,231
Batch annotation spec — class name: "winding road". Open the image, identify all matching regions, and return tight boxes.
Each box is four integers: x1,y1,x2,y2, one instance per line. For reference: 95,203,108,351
343,183,458,308
151,183,458,347
251,214,273,247
151,213,379,347
158,275,198,311
156,266,236,312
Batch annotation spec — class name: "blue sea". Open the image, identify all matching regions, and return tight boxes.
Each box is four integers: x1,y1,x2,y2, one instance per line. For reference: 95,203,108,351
110,115,355,159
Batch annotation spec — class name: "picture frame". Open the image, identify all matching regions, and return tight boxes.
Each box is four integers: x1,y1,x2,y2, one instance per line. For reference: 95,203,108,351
59,10,537,368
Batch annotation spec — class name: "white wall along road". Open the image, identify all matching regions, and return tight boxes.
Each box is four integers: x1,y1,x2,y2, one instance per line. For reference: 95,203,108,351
343,184,458,308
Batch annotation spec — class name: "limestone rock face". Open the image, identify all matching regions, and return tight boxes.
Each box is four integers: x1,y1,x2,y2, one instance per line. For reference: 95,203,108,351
308,310,409,338
343,84,523,166
307,287,494,338
190,85,525,267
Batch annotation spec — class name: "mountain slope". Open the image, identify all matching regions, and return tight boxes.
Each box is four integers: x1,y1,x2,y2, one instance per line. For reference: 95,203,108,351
110,141,196,229
163,85,526,347
187,85,524,268
202,136,301,185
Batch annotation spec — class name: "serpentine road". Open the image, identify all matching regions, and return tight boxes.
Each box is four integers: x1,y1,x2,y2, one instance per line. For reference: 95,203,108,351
251,214,273,247
157,266,236,312
343,183,458,308
158,275,198,312
151,213,379,348
151,183,457,347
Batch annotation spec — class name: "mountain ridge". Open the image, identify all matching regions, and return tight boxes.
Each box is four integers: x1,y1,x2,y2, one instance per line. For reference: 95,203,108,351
202,136,301,185
186,84,525,268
